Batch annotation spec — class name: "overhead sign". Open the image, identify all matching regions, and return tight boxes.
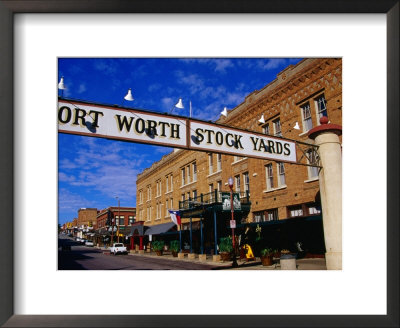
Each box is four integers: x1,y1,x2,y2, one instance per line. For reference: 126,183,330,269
190,121,296,162
58,99,297,163
58,100,188,148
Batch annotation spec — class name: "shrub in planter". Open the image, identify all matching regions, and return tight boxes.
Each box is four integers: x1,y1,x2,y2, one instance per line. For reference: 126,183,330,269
260,247,276,266
152,240,165,255
170,240,180,257
218,236,233,261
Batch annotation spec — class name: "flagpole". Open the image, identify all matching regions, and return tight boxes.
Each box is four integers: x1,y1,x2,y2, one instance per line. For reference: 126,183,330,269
189,101,192,118
179,224,182,252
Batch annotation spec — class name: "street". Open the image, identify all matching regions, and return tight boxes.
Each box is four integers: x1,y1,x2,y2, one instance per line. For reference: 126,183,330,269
58,235,226,270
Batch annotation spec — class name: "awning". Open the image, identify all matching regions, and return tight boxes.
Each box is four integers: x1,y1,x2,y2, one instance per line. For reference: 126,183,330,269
144,222,176,235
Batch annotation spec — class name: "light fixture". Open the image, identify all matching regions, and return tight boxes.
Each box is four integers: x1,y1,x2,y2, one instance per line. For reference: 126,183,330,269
175,98,184,109
258,114,265,124
228,177,234,189
58,76,66,90
124,88,134,101
221,107,228,117
293,122,300,130
58,76,66,97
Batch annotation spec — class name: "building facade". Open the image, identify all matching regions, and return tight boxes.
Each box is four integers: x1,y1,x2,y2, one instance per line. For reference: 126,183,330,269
77,208,98,227
95,206,136,247
136,58,342,255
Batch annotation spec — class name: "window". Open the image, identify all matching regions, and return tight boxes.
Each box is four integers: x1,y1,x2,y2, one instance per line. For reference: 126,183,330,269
289,205,303,217
147,185,151,200
307,203,321,215
315,94,328,120
166,176,169,193
209,154,213,174
267,209,278,221
262,123,270,135
139,190,143,204
187,165,191,184
217,180,222,192
181,194,185,201
243,172,250,194
156,179,162,196
273,118,282,137
253,212,265,223
307,149,319,179
187,192,190,200
170,198,173,209
156,203,159,219
192,162,197,181
235,175,241,193
165,200,169,217
209,183,213,193
266,163,274,190
181,168,186,186
193,190,197,199
217,154,222,171
301,102,313,132
277,162,286,187
128,216,134,225
170,175,173,191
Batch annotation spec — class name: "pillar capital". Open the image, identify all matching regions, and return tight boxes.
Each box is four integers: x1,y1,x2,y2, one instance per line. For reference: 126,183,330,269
308,116,342,140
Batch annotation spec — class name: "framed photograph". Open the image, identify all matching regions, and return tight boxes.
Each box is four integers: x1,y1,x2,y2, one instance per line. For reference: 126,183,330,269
1,1,398,327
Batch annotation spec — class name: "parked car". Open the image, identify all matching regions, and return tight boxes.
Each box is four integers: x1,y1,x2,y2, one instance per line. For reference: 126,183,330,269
85,240,94,247
80,239,87,244
110,243,127,255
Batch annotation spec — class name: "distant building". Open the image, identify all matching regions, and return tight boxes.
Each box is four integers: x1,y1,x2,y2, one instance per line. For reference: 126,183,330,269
94,207,136,247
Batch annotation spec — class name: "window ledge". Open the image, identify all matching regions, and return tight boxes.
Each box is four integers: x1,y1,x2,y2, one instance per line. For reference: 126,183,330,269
263,185,287,194
232,158,248,165
207,170,222,178
154,218,161,221
304,177,319,183
180,180,197,189
165,190,173,195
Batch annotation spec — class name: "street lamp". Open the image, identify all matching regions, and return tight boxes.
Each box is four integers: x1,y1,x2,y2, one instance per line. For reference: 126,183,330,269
116,196,121,243
228,177,238,267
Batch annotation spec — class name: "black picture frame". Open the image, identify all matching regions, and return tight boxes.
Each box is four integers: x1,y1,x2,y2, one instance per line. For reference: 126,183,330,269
0,1,398,327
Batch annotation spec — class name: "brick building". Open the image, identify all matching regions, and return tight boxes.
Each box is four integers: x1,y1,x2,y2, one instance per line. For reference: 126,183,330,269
94,206,136,247
136,58,342,255
77,208,98,227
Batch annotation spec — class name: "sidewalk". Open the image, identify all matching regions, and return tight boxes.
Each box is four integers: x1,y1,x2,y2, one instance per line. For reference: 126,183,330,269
96,247,327,270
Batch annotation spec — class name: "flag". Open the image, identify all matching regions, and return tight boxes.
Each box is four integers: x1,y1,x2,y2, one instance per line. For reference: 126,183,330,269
169,210,181,225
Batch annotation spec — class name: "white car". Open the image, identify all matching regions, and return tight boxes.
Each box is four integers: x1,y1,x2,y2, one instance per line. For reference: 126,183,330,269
85,240,94,247
110,243,127,255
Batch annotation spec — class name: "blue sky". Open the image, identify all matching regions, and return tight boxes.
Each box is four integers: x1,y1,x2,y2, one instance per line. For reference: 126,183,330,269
58,58,302,225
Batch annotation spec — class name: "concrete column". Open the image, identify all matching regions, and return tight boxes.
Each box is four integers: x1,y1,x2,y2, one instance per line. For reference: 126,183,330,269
308,117,342,270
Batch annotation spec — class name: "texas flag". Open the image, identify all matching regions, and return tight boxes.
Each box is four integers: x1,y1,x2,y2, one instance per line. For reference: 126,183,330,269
168,210,181,226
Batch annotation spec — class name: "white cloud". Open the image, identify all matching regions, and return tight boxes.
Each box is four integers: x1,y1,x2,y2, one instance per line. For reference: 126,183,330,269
59,137,144,204
58,188,96,212
77,83,87,94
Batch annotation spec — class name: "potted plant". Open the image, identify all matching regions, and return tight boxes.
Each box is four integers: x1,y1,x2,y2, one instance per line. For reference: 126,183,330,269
218,236,233,261
152,240,164,256
170,240,180,257
260,247,276,266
